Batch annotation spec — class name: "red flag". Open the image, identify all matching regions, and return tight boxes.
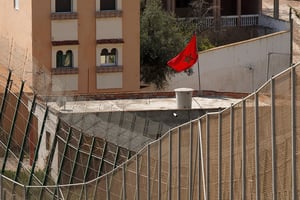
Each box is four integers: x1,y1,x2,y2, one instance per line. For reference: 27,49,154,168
167,35,198,72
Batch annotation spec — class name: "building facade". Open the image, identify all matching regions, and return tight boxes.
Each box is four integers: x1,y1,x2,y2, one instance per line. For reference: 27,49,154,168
0,0,140,95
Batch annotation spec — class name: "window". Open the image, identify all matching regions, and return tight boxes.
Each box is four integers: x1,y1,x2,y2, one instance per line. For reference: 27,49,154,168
101,48,117,66
56,50,73,67
56,0,72,12
100,0,116,10
14,0,19,10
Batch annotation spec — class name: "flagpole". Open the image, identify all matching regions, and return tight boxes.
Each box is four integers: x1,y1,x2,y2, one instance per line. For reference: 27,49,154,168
195,33,202,96
196,56,202,96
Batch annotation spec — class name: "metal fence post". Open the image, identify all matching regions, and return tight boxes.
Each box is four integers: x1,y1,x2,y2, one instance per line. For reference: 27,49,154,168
15,95,37,182
136,154,139,200
2,80,25,173
206,115,210,200
158,138,161,200
92,141,107,199
168,131,172,200
189,122,193,200
291,66,297,200
123,164,126,200
0,70,12,122
242,100,246,200
27,106,49,191
0,175,2,199
255,92,260,200
271,78,277,200
218,112,222,200
178,127,181,200
65,131,83,200
106,173,110,200
147,145,150,200
79,137,96,199
229,105,234,200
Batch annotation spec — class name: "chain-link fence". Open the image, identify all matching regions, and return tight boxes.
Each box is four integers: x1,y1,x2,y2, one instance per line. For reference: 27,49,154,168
0,37,300,199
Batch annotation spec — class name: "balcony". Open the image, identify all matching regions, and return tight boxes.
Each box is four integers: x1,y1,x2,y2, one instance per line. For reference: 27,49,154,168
181,14,259,30
51,67,78,75
96,10,122,18
51,12,78,20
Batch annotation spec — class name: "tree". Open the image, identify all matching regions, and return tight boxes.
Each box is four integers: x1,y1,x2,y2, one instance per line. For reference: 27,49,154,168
140,0,187,89
188,0,215,32
140,0,214,89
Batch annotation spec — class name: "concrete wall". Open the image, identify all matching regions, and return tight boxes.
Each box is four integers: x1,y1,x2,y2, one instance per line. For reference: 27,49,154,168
259,14,290,32
165,31,291,93
34,104,59,179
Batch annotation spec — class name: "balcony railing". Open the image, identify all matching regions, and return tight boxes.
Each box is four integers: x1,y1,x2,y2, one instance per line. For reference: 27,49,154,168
181,14,259,30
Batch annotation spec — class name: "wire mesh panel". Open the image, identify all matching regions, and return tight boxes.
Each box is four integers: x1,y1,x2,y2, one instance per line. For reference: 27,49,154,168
85,177,99,199
274,71,292,198
191,120,201,200
207,114,219,200
179,123,191,200
1,177,26,200
137,147,148,199
294,65,300,199
233,102,243,199
199,117,207,200
257,83,272,200
93,174,108,199
220,108,231,199
244,94,256,199
124,156,137,200
149,141,159,199
170,128,178,200
0,92,18,149
108,166,123,200
160,132,170,200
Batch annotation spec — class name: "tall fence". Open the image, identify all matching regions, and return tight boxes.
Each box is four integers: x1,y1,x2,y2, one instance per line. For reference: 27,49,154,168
0,63,299,199
85,59,299,200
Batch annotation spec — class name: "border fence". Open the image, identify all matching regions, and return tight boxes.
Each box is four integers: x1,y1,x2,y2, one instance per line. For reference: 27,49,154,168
0,62,299,199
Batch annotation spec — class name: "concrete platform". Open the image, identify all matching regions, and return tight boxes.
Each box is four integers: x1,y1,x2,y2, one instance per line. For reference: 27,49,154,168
48,96,241,113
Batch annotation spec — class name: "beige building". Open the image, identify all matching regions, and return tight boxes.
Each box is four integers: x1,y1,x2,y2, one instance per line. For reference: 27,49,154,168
0,0,140,95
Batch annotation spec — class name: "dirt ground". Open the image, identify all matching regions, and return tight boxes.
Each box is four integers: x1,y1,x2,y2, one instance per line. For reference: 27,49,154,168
262,0,300,63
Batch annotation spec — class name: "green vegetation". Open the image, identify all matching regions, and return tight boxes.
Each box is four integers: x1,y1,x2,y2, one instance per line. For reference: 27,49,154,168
140,0,186,89
2,169,46,185
140,0,214,89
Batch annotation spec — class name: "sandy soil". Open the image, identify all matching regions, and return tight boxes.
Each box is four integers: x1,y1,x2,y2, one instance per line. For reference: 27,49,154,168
262,0,300,63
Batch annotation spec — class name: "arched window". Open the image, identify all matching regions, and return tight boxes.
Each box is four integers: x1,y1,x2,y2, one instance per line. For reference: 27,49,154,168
56,50,73,68
56,51,64,67
56,0,72,12
100,48,117,66
100,0,116,10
